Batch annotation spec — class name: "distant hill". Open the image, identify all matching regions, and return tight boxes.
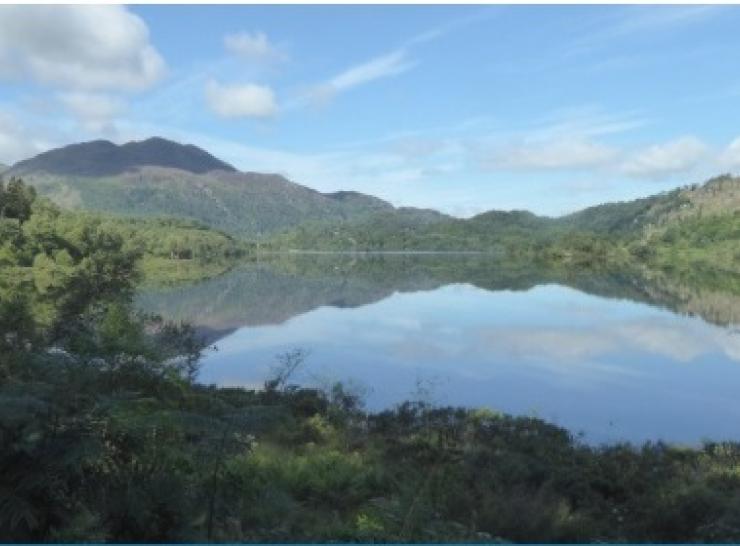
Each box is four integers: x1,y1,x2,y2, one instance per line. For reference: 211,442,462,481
274,175,740,252
7,138,450,238
555,193,676,235
556,175,740,235
649,174,740,225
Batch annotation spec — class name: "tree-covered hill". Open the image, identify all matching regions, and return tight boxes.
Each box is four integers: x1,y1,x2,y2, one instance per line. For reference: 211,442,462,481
7,138,451,239
271,175,739,273
555,175,740,236
0,178,249,288
554,191,681,235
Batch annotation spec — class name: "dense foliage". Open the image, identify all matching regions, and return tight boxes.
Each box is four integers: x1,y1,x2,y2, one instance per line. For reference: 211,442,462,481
269,210,559,252
270,176,740,279
2,179,740,543
0,178,248,290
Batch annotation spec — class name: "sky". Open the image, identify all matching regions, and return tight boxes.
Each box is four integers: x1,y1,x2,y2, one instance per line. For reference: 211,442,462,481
1,4,740,217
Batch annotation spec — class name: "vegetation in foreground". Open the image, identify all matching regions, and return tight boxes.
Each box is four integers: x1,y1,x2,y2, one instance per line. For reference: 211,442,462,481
2,179,740,543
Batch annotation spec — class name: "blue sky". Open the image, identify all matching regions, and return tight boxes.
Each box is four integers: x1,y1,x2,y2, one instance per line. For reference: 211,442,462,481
1,5,740,216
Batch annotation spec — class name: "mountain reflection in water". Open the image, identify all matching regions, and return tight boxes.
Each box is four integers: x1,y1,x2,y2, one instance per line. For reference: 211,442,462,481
136,254,740,444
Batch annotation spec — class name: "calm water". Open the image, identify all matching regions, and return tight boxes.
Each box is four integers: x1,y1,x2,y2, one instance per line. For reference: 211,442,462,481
136,254,740,445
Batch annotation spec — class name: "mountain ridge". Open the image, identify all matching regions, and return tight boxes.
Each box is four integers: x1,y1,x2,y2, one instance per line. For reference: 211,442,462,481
6,137,452,238
5,137,738,243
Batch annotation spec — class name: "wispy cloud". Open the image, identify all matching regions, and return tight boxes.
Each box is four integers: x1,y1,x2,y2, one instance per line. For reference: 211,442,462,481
478,138,618,172
472,106,643,172
599,5,719,40
402,6,500,48
294,8,496,109
621,136,708,179
331,49,414,92
565,5,722,56
302,49,415,108
530,106,650,139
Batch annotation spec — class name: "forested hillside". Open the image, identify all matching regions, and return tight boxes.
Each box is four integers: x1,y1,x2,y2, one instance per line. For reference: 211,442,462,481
7,138,450,238
0,178,248,287
272,175,740,274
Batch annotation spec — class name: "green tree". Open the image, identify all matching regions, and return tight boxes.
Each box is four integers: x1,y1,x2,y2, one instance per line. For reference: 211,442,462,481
0,177,37,223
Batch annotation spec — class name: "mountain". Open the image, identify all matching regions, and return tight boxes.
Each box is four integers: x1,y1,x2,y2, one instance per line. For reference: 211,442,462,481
9,137,237,177
8,137,738,247
7,138,449,238
0,163,8,174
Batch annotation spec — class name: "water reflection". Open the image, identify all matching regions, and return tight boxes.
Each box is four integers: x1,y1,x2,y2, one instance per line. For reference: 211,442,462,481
136,254,740,444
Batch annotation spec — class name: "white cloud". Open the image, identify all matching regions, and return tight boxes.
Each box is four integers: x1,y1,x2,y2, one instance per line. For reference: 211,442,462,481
0,110,57,164
224,31,285,63
719,137,740,170
0,5,165,92
205,80,278,119
58,92,124,132
621,136,708,178
479,137,618,171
